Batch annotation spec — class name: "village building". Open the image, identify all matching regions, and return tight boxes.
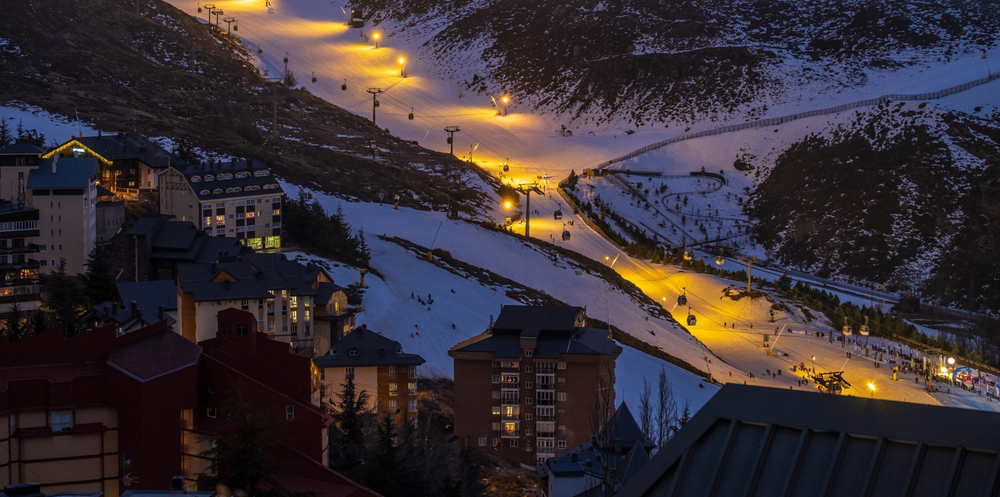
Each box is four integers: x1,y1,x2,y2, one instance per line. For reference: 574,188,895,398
313,325,425,425
0,309,377,497
25,157,97,275
158,159,285,251
449,305,622,466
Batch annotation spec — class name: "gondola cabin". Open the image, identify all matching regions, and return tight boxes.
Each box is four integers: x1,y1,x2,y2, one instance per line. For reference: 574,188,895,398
349,9,365,27
687,314,697,326
554,210,563,220
562,230,571,241
677,295,687,306
716,255,723,265
683,250,693,261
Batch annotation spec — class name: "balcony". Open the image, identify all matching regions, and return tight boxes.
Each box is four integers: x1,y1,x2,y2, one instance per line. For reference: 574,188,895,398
535,415,556,422
500,383,519,390
537,431,555,439
0,244,40,255
501,397,520,406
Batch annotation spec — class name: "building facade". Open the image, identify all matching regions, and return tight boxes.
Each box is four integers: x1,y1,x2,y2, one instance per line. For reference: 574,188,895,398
25,157,97,275
449,306,622,466
176,253,346,353
0,310,372,496
0,144,43,205
313,325,425,426
43,133,175,199
158,159,284,250
0,202,41,313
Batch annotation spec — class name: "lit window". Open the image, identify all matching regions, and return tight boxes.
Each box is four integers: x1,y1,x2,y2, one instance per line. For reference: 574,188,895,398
492,406,501,416
408,382,416,395
49,411,73,432
389,383,398,396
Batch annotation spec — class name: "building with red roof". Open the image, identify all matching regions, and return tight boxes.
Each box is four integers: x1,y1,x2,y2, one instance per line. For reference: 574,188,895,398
0,309,376,497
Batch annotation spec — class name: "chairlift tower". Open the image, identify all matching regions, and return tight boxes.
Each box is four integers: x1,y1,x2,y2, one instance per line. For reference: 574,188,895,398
367,88,384,124
738,255,761,293
444,126,460,156
266,77,283,135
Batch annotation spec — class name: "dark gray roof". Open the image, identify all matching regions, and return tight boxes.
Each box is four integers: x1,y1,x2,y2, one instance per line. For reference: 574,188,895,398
314,325,425,368
177,253,334,303
451,327,621,359
116,280,178,312
0,143,43,155
618,384,1000,497
89,300,176,330
126,214,167,236
492,305,585,337
177,159,283,201
127,216,247,263
74,134,177,169
25,158,96,189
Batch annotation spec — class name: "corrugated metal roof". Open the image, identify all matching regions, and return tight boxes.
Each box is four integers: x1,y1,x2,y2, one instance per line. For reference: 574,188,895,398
618,384,1000,497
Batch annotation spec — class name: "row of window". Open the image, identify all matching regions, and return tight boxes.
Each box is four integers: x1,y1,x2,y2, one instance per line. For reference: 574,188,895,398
387,399,418,413
198,184,279,195
491,375,565,387
214,223,279,235
190,170,270,182
388,382,418,396
341,366,418,378
206,405,296,420
0,221,37,232
491,391,566,403
492,360,566,372
476,438,568,449
203,197,282,210
205,210,278,225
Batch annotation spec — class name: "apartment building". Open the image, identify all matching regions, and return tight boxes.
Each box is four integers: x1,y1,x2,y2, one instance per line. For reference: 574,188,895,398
313,325,425,425
158,159,284,250
0,201,40,313
448,305,623,466
0,143,43,204
175,253,346,352
25,157,97,275
0,309,376,496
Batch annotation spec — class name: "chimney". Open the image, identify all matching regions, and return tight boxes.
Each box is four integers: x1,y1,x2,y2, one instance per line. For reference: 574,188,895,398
159,305,165,320
51,155,58,174
98,130,102,137
169,476,186,493
130,299,138,317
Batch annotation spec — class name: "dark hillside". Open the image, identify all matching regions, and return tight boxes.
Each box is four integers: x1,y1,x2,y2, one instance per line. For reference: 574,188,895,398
0,0,493,212
748,104,1000,310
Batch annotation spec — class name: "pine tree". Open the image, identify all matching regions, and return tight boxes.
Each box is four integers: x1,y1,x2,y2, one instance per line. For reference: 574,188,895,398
0,118,13,148
363,413,403,496
83,247,116,308
41,260,84,336
30,311,49,336
327,375,371,476
3,302,24,340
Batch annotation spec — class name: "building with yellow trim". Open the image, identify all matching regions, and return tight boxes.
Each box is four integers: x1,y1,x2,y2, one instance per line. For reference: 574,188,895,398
44,132,174,199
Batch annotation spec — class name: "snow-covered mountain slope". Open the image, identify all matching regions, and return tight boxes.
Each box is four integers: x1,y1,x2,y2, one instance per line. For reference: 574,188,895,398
355,0,999,128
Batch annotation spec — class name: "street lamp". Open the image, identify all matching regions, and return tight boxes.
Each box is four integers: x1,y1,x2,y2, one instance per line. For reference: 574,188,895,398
373,32,380,48
867,381,876,398
398,56,406,77
811,355,816,373
948,357,955,366
501,95,510,115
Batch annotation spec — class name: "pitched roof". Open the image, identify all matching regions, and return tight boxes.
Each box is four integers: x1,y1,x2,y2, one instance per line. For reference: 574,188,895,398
314,325,425,368
177,253,334,302
106,330,200,382
0,143,43,155
74,133,176,169
450,326,621,359
619,384,1000,497
492,305,585,337
174,159,284,200
25,158,96,189
116,280,178,312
